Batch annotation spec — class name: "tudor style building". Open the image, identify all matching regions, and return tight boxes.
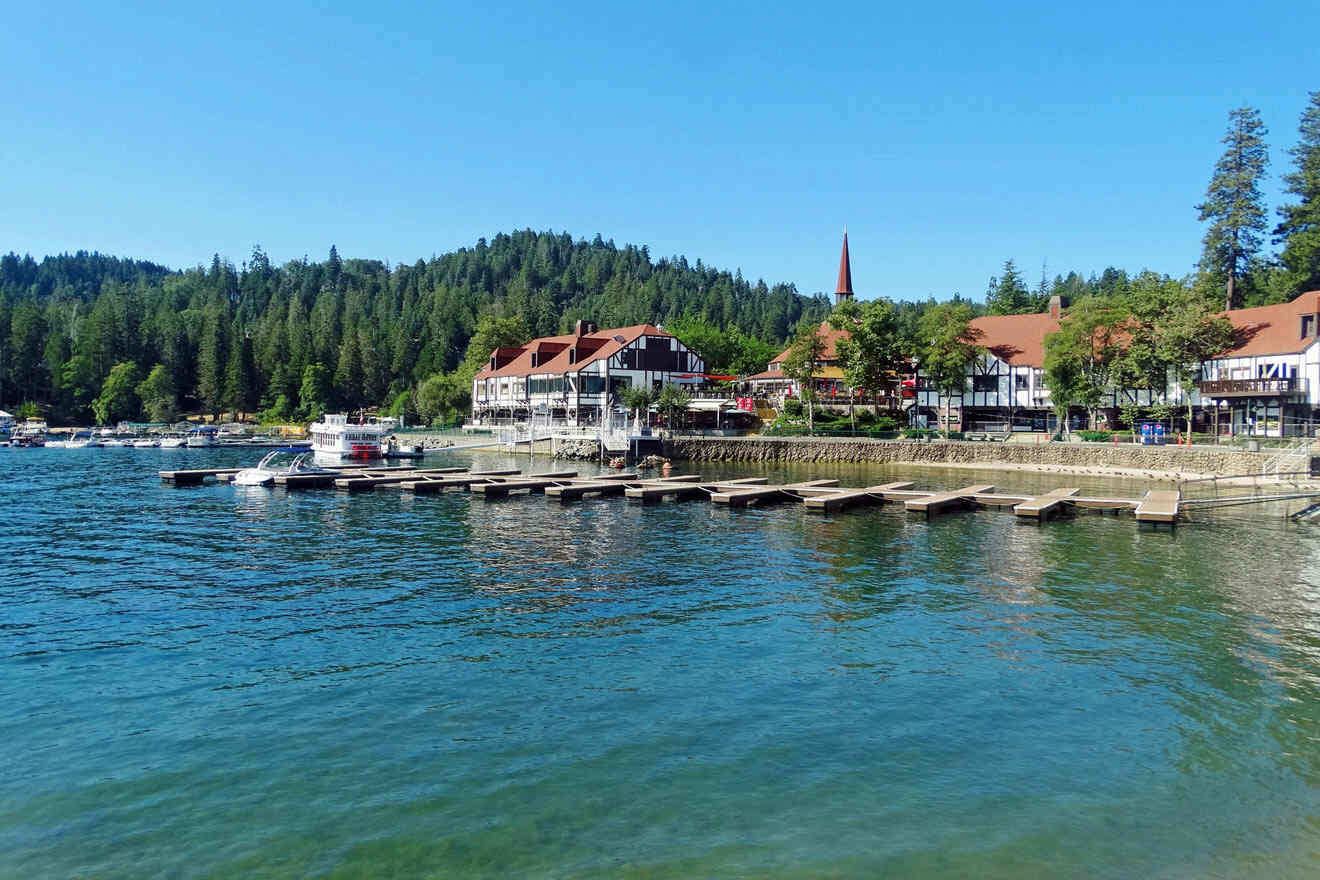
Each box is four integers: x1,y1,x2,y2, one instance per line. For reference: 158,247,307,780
921,291,1320,436
470,321,705,425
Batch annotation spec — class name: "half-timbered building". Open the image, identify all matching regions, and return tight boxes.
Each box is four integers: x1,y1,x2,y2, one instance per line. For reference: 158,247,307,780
470,321,705,426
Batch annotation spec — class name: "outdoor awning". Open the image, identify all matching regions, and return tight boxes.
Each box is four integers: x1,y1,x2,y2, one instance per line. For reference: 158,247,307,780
687,399,738,411
673,373,740,381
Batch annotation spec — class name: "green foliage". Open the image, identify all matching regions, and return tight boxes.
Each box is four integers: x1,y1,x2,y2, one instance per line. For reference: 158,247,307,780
917,302,980,436
1076,430,1114,442
14,401,40,420
781,397,803,418
92,361,141,426
1275,91,1320,297
620,385,655,417
985,259,1044,315
414,373,469,426
135,363,177,423
1043,297,1126,431
388,390,417,425
298,363,331,420
0,233,829,424
829,297,906,410
781,321,828,430
1198,106,1270,309
257,394,294,424
654,384,690,423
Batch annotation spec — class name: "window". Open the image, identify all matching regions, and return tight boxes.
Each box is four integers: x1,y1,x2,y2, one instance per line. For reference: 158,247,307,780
972,375,997,393
1303,315,1315,338
1015,373,1029,391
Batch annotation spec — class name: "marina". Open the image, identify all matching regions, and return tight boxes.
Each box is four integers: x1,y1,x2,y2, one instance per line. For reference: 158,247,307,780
156,458,1320,529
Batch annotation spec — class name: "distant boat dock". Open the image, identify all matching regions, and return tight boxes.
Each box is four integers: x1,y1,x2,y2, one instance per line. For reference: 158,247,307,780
151,464,1305,529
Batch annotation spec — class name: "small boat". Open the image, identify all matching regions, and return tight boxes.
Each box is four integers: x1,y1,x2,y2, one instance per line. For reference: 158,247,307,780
158,434,186,448
66,430,103,448
185,426,221,447
383,437,426,459
231,448,335,486
132,436,161,448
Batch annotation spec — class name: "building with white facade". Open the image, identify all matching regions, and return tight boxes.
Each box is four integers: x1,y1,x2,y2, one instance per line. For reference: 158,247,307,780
470,321,706,426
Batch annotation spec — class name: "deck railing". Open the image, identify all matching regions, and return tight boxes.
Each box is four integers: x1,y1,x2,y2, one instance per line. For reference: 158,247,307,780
1199,377,1309,396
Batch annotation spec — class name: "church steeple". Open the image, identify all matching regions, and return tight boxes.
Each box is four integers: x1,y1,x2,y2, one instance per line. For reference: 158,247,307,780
835,228,853,306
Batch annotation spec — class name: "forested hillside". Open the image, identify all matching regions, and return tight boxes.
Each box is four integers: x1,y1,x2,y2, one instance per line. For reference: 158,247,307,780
0,230,831,424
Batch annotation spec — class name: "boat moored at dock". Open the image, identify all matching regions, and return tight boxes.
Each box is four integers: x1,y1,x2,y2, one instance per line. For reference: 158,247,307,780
309,414,387,460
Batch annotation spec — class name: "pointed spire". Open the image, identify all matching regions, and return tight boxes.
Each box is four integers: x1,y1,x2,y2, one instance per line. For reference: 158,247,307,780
834,229,853,304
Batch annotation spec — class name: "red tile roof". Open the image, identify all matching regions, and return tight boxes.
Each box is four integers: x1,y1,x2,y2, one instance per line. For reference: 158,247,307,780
968,312,1061,367
1219,291,1320,357
473,323,670,379
769,321,852,364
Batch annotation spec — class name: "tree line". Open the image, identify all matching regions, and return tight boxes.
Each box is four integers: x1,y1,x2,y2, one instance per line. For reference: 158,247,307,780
0,232,831,425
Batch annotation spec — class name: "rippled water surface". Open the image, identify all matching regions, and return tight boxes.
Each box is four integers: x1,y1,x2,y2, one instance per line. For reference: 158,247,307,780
3,447,1320,878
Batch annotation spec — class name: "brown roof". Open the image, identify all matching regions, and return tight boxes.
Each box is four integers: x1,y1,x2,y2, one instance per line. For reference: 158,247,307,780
968,312,1061,367
473,323,670,379
769,321,852,364
1219,291,1320,357
836,231,853,296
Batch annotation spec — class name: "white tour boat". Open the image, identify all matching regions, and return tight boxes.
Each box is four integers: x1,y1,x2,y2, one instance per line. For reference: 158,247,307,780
232,448,335,486
308,414,386,459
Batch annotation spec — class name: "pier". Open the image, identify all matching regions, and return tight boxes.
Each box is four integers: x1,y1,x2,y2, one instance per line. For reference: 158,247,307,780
156,464,1233,529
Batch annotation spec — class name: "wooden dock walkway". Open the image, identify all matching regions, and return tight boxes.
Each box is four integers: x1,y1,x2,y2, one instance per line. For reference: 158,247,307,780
161,462,1199,529
1135,489,1180,525
1014,488,1080,520
904,484,997,518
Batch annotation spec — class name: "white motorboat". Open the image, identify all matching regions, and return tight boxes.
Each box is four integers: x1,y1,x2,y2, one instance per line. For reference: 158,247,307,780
231,448,335,486
185,426,221,447
308,413,386,460
158,434,186,448
132,436,161,448
66,430,102,448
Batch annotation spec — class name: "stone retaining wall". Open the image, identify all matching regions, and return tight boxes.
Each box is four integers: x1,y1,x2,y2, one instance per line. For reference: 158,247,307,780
664,436,1269,477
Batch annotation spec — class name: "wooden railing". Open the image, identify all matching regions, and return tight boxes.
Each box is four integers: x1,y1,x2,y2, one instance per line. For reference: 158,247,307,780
1198,378,1309,396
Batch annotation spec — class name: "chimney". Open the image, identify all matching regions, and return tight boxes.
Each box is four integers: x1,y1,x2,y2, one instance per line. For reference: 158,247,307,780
1049,295,1068,320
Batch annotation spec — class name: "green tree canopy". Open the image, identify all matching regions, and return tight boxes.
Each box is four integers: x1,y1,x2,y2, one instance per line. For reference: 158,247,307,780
1198,106,1270,310
1276,91,1320,298
829,297,905,425
781,321,829,431
917,302,980,436
135,363,177,423
1042,298,1127,431
92,361,142,426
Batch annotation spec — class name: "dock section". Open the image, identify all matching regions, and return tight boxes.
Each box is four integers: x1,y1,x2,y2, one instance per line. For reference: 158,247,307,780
904,484,997,518
1014,488,1080,520
1135,489,1180,525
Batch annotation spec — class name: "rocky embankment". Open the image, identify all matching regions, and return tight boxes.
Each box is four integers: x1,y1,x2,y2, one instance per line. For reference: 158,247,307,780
552,438,602,460
664,436,1281,480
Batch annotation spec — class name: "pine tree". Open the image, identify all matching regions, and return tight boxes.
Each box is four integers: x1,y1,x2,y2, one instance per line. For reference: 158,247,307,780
223,331,258,418
1275,91,1320,297
985,259,1033,314
1197,106,1270,310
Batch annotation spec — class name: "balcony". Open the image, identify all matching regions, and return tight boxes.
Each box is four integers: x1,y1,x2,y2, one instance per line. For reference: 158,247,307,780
1198,377,1309,398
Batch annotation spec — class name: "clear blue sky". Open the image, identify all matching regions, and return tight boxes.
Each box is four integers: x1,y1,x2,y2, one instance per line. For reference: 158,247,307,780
2,1,1316,302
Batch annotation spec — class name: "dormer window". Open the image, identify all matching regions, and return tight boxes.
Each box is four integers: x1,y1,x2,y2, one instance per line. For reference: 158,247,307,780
1303,314,1316,339
568,348,576,364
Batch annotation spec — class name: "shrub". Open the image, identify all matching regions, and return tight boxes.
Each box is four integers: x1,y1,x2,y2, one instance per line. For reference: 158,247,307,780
781,398,804,417
1076,430,1114,442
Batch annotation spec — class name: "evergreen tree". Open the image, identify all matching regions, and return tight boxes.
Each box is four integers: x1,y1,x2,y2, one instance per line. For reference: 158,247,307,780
196,310,228,419
299,363,331,419
1197,106,1270,310
1275,91,1320,297
985,259,1033,314
223,332,259,418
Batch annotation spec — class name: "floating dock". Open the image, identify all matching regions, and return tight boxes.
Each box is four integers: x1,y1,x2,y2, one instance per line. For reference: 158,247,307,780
158,464,1208,529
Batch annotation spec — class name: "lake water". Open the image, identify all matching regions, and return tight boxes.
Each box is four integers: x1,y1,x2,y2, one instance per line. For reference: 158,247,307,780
2,447,1319,878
